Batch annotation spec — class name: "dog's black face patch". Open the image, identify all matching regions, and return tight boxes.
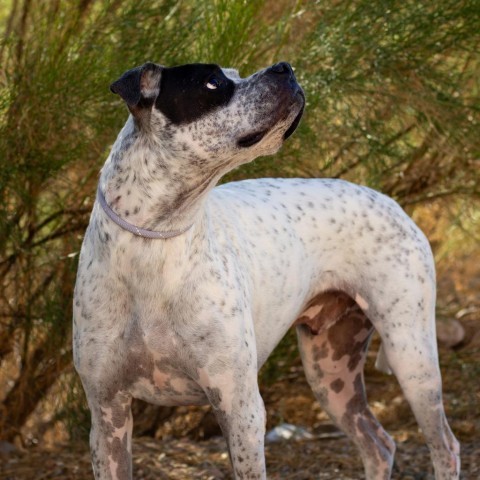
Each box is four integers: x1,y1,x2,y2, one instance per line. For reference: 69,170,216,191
155,64,235,125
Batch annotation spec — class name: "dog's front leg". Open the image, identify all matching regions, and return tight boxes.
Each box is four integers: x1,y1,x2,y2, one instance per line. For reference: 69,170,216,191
86,390,133,480
202,365,267,479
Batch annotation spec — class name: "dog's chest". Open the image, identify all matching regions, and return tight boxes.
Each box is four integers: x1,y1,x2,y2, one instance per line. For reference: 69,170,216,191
75,271,211,405
123,341,208,406
74,226,248,399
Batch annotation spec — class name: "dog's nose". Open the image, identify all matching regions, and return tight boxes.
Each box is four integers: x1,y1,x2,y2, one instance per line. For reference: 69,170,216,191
269,62,294,76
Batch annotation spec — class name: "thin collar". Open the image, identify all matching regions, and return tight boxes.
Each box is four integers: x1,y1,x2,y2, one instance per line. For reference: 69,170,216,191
97,186,193,239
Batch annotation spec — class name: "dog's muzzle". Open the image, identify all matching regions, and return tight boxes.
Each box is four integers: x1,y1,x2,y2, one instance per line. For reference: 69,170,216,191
266,63,305,140
237,62,305,148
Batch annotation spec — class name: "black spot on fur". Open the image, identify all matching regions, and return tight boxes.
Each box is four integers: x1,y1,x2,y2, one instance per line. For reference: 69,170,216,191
156,64,235,124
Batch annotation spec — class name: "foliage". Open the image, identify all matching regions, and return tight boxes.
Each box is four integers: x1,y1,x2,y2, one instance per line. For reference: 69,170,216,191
239,0,480,206
0,0,478,442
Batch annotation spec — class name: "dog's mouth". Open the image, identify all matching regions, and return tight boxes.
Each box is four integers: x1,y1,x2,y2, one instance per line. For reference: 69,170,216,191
283,97,304,141
237,130,269,148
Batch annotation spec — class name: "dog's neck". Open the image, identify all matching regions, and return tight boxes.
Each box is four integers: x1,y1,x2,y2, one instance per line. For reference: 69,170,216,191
99,117,222,235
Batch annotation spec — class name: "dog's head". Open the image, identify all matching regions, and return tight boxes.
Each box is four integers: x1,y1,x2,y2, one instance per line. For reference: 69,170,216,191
110,62,304,169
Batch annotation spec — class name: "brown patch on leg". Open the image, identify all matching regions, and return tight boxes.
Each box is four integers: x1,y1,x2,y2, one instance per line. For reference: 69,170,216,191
330,378,345,393
342,373,395,474
295,291,373,372
295,291,395,479
294,290,367,335
327,308,372,371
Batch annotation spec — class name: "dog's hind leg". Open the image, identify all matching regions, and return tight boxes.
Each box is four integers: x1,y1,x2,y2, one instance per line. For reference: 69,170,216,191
295,291,395,480
370,285,460,480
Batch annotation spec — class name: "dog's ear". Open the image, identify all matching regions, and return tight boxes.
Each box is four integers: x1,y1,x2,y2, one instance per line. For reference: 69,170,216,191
110,62,162,112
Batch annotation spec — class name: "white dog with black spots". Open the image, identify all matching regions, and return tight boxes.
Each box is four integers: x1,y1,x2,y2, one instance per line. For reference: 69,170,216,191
73,61,460,479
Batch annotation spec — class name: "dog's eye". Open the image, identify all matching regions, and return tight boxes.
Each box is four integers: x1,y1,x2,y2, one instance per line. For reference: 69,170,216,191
206,75,221,90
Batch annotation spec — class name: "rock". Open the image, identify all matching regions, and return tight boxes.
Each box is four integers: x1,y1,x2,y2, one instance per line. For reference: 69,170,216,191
265,423,314,443
436,317,465,348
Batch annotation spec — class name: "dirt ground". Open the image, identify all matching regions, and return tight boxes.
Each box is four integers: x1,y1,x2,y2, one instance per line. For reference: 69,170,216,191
1,435,479,479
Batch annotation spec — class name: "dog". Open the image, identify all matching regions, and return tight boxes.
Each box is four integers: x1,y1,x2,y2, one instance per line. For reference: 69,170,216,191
73,61,460,479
